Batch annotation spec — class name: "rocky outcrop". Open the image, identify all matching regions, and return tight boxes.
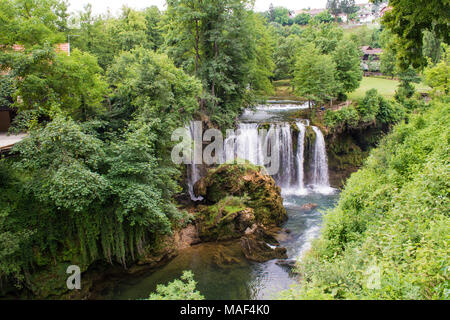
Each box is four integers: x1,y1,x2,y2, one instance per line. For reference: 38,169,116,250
192,163,289,263
300,203,318,211
194,163,287,226
196,199,256,241
240,225,288,262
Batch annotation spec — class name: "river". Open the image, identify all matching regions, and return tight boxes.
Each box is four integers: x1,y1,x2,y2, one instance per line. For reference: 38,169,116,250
102,102,340,300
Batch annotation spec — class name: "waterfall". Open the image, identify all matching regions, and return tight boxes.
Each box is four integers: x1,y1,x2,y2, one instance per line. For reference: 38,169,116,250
187,118,333,200
224,122,305,195
235,123,264,165
276,124,295,190
187,164,203,201
295,122,307,193
187,122,204,201
311,126,331,190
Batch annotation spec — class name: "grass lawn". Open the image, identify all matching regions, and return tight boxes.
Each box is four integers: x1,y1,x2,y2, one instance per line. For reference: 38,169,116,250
272,77,430,102
348,77,430,101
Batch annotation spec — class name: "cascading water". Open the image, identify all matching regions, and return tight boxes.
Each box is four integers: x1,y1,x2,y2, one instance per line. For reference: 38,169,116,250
187,112,333,200
310,126,332,193
295,122,307,193
235,123,264,165
276,124,295,190
187,122,203,201
187,164,203,201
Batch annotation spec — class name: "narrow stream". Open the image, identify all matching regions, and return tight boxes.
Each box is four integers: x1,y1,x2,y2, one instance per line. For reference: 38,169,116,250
102,102,340,300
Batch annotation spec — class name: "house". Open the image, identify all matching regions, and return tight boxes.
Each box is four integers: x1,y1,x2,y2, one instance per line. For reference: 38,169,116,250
361,46,383,60
361,46,383,72
356,3,376,23
380,5,392,17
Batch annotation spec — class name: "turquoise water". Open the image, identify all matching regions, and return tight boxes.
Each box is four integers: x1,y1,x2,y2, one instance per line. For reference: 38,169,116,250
104,191,339,300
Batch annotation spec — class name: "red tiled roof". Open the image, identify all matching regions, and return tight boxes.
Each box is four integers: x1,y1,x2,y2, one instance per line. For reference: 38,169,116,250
361,46,383,55
56,43,69,55
380,6,393,16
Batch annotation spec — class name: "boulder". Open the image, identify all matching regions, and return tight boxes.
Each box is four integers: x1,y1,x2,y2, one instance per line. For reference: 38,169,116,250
196,198,256,241
194,163,287,226
239,225,288,262
300,203,318,211
240,235,288,263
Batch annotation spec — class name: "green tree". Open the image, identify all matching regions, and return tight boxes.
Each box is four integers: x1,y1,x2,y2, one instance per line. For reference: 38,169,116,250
107,47,202,128
293,44,339,107
302,22,344,55
381,0,450,69
424,45,449,97
313,10,335,24
293,13,311,26
333,40,363,95
340,0,358,22
247,13,276,95
327,0,342,22
164,0,263,127
69,4,116,70
148,271,205,300
0,0,68,46
422,30,443,65
396,67,421,99
266,6,292,26
70,5,164,71
273,34,302,80
8,46,109,123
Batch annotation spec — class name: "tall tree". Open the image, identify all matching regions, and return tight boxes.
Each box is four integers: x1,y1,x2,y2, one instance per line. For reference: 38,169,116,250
327,0,342,22
293,44,340,107
340,0,358,22
424,44,449,97
164,0,267,127
380,0,450,69
333,40,363,95
8,47,109,122
0,0,68,46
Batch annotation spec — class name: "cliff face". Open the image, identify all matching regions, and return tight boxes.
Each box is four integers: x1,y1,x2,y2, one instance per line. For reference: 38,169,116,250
326,126,388,188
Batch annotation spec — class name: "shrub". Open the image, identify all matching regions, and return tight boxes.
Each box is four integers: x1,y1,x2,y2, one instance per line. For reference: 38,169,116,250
148,271,205,300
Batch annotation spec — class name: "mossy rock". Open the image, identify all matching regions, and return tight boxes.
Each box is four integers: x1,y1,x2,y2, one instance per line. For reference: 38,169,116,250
196,197,256,241
194,163,287,228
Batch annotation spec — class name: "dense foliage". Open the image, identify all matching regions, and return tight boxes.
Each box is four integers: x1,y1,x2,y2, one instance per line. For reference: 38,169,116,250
381,0,450,69
324,88,407,132
164,0,275,127
0,0,448,302
282,95,449,299
291,23,362,105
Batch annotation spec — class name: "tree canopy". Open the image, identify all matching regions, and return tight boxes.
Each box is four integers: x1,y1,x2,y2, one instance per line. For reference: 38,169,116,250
381,0,450,69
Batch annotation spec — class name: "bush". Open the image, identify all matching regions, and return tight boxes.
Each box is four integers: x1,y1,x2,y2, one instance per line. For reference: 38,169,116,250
325,89,406,132
148,271,205,300
324,106,359,132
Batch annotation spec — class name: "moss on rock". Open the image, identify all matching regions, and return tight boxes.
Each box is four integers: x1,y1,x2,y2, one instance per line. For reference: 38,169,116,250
194,163,287,229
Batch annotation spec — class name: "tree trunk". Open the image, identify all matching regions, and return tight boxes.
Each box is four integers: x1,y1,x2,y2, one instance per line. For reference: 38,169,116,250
195,18,200,74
